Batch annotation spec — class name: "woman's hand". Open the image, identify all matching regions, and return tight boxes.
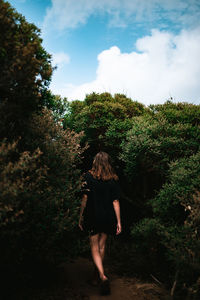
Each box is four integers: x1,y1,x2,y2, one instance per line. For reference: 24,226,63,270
113,200,121,235
79,194,87,231
79,217,83,231
116,222,122,235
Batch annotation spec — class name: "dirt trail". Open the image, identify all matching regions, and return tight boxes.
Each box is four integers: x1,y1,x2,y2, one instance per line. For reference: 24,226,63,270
61,257,168,300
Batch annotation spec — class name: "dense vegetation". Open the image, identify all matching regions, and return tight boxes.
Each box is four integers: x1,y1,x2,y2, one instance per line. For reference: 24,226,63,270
0,1,200,299
0,1,85,273
65,94,200,299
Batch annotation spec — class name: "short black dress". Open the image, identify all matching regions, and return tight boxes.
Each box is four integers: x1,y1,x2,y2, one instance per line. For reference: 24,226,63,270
81,172,120,236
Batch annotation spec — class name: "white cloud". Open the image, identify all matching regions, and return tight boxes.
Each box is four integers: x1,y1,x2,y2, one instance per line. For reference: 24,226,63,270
52,28,200,105
43,0,200,31
52,52,70,68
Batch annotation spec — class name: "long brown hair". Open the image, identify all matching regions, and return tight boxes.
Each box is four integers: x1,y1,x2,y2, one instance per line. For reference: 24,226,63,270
89,152,118,181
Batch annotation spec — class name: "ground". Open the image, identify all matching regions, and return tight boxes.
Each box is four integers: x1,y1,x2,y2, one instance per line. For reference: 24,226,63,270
12,256,170,300
60,257,170,300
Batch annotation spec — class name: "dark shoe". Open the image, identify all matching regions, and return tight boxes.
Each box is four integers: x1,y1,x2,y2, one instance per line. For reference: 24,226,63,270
100,278,110,295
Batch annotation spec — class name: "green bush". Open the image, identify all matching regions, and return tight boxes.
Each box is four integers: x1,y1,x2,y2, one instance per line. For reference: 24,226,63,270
120,103,200,296
0,109,85,266
152,152,200,267
128,151,200,297
121,115,200,179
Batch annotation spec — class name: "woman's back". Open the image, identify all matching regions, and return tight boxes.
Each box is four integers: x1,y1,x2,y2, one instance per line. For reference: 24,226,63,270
82,171,120,234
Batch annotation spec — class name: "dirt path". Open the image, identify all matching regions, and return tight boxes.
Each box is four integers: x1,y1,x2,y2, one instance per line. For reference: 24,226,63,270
60,257,169,300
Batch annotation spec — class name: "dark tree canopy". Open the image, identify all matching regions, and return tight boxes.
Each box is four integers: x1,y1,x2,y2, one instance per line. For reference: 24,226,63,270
0,1,52,140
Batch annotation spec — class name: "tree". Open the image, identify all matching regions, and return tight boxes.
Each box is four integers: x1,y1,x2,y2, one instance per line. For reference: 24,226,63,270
41,90,68,121
64,92,147,169
149,100,200,126
149,152,200,297
121,104,200,200
0,0,52,140
0,1,86,268
120,102,200,297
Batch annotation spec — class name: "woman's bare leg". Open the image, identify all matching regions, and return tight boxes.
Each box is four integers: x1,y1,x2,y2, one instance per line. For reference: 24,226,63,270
90,233,107,281
91,233,107,282
99,233,107,261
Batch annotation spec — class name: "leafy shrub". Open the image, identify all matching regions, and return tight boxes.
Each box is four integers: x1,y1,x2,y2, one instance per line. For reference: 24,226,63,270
121,115,200,179
152,152,200,268
129,152,200,296
120,103,200,296
0,109,85,266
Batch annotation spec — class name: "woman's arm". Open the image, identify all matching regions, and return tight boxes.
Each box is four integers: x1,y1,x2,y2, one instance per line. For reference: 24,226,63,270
79,194,87,231
113,200,122,235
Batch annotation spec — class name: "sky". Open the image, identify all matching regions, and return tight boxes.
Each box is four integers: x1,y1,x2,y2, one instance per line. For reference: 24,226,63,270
9,0,200,105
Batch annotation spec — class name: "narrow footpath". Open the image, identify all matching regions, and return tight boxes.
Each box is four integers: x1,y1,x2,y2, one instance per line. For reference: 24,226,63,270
61,257,169,300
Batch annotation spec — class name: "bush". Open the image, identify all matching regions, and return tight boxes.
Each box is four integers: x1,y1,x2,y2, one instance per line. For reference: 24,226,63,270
129,152,200,297
0,109,85,267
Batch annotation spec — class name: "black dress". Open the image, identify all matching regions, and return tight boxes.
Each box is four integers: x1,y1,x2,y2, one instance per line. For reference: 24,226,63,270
81,172,120,236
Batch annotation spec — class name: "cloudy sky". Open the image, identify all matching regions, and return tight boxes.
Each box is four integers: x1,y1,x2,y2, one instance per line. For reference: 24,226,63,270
9,0,200,105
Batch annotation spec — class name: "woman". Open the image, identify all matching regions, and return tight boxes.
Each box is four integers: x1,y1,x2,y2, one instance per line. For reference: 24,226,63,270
79,151,121,295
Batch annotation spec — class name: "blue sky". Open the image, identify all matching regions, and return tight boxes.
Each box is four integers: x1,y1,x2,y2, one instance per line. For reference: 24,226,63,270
9,0,200,105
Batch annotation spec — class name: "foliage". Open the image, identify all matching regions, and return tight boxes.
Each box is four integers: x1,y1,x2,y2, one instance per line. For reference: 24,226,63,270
0,1,86,268
104,118,135,158
151,151,200,264
0,1,52,140
120,107,200,211
129,150,200,297
64,92,148,175
41,89,68,121
119,102,200,295
121,114,200,179
149,100,200,125
64,92,147,149
1,2,200,297
0,109,85,266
